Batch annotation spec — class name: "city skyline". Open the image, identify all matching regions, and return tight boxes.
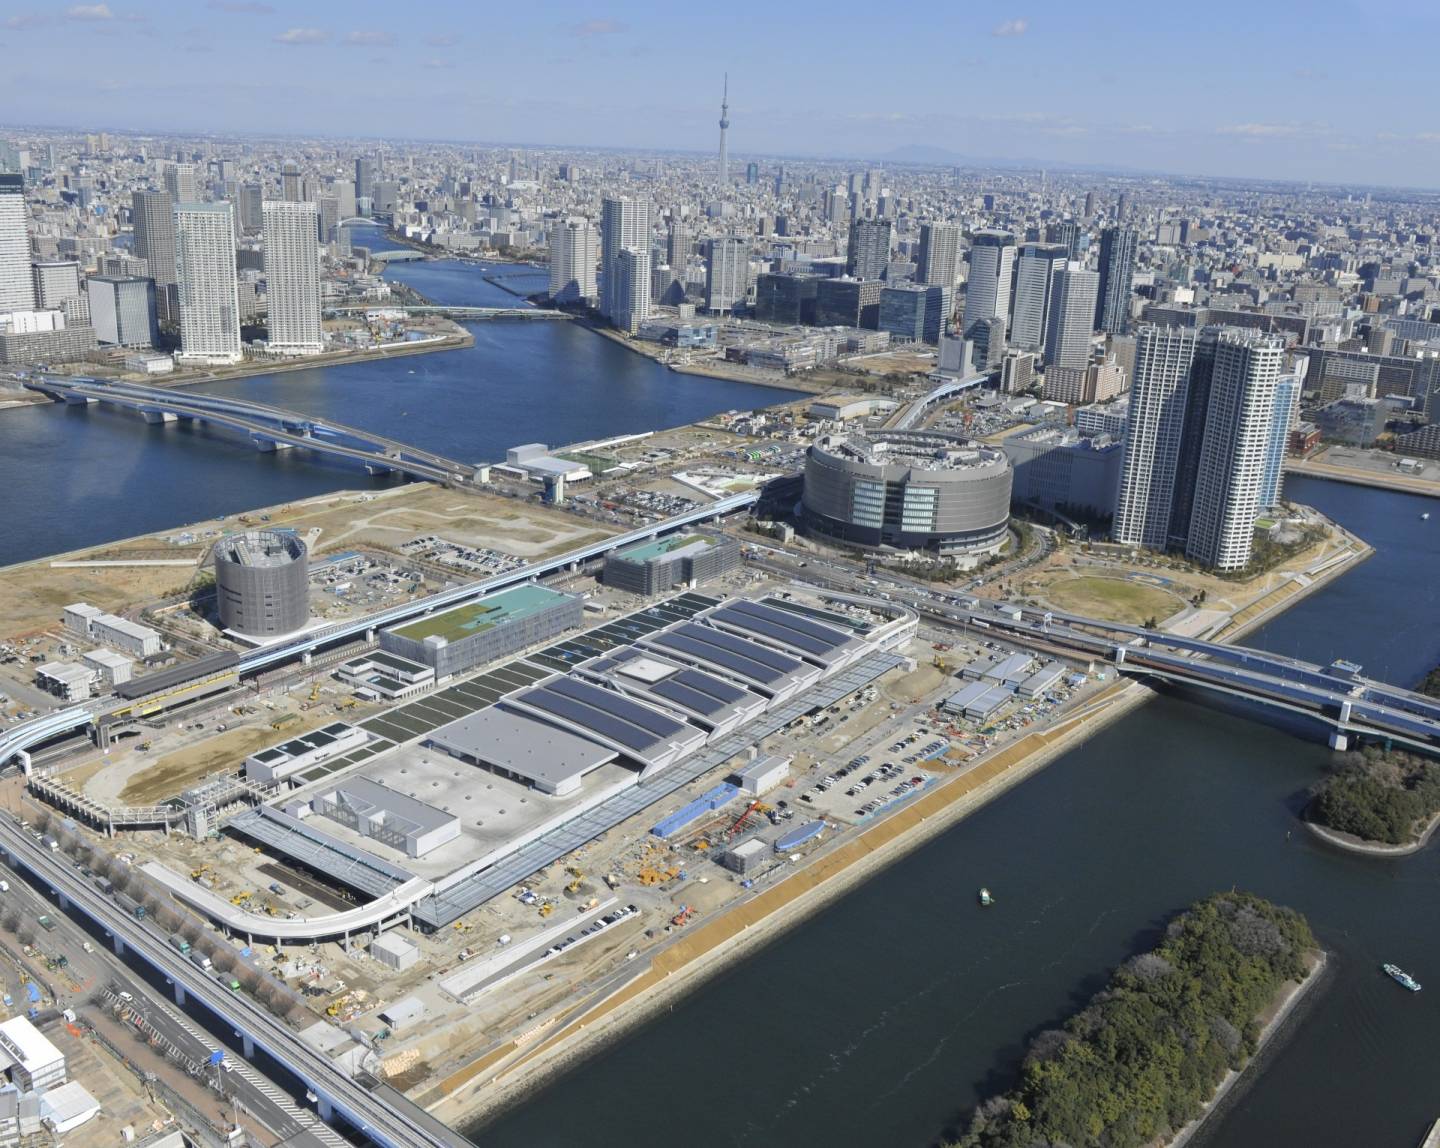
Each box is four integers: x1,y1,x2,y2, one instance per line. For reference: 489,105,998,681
4,0,1440,187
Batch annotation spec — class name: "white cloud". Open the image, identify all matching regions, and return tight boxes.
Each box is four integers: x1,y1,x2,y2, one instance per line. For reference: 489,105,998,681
991,18,1028,37
66,4,114,20
343,30,395,47
1215,121,1325,139
3,12,49,29
423,57,454,69
273,27,327,44
207,0,275,11
425,32,462,47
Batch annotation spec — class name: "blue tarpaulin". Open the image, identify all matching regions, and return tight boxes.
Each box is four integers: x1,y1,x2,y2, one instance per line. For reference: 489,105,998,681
209,1050,224,1066
25,983,39,1003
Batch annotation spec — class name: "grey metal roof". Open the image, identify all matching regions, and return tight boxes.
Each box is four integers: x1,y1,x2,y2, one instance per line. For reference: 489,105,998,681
411,650,904,927
113,651,239,700
648,623,803,685
316,776,457,837
227,806,414,899
428,705,617,790
514,677,689,753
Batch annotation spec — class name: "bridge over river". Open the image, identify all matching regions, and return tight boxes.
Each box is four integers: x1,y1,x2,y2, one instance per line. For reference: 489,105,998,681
26,376,479,484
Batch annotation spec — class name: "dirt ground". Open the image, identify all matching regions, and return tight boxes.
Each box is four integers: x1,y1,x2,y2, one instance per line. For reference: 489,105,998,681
0,484,620,640
115,724,309,805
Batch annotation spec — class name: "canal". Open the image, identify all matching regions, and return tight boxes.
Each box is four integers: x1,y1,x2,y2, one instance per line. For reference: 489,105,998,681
473,475,1440,1148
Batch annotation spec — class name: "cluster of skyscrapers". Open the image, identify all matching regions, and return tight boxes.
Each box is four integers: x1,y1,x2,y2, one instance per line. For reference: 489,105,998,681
0,154,329,368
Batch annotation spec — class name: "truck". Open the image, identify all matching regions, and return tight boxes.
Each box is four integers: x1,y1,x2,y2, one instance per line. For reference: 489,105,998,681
41,837,58,853
189,951,212,971
93,875,114,896
115,893,145,920
0,880,9,893
37,916,56,932
168,933,191,955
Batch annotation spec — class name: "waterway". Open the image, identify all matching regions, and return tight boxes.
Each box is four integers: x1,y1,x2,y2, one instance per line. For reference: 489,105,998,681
475,475,1440,1148
0,226,797,567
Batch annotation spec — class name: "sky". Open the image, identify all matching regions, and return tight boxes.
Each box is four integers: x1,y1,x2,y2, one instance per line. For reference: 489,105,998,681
4,0,1440,188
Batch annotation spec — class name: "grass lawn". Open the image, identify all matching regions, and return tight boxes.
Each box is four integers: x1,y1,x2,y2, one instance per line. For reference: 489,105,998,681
1040,575,1184,626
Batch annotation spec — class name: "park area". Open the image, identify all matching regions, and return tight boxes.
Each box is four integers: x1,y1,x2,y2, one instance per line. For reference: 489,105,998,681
1033,574,1185,626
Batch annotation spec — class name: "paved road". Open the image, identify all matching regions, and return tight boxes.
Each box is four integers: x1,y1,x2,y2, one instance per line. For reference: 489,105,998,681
0,849,342,1145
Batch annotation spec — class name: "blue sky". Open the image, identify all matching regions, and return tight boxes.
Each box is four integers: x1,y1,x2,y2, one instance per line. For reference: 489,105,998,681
3,0,1439,187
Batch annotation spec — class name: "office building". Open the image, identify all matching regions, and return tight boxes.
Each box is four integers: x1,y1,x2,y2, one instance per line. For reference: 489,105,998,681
280,162,302,202
262,201,323,355
132,188,177,319
1096,225,1138,334
961,230,1015,339
87,276,159,347
879,284,928,342
846,218,892,281
916,221,961,287
238,183,264,232
704,236,747,314
1010,242,1068,352
613,246,651,334
31,260,80,313
1259,372,1301,508
163,162,197,205
1002,426,1124,518
1113,325,1200,550
174,201,242,365
754,273,819,325
0,313,97,364
815,278,881,329
802,430,1012,559
667,222,692,289
1048,219,1083,260
355,156,376,203
1184,331,1285,570
548,219,598,305
600,196,650,322
1043,263,1099,369
971,315,1006,371
923,284,954,344
603,533,742,595
0,175,34,313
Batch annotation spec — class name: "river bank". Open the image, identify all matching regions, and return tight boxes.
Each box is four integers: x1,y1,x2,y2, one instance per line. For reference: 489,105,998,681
0,328,473,414
444,516,1372,1137
1305,808,1440,857
1286,450,1440,501
437,677,1156,1133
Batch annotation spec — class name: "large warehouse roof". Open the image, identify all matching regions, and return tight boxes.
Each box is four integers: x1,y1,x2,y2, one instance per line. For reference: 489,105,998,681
642,622,820,697
227,805,415,898
705,598,866,667
505,677,707,769
428,706,618,795
386,584,571,644
579,648,765,732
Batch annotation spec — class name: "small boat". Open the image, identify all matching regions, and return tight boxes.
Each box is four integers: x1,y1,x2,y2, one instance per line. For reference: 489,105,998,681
1383,963,1421,992
1423,512,1431,521
978,887,994,907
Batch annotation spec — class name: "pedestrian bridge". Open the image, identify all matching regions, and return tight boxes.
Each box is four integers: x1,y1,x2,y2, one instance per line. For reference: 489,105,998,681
26,376,478,485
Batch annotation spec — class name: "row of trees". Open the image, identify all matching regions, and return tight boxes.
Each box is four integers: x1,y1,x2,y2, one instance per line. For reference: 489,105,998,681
952,892,1315,1148
1308,745,1440,845
28,809,312,1027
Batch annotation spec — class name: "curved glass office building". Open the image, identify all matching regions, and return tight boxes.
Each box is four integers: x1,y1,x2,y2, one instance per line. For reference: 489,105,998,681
802,430,1012,558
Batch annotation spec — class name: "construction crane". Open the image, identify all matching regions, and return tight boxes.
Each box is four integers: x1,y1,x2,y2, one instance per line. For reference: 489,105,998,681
726,801,767,839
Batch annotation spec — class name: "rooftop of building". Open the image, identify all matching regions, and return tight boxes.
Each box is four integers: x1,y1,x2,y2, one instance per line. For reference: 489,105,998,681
817,429,1007,473
215,529,307,568
614,533,713,563
387,584,571,644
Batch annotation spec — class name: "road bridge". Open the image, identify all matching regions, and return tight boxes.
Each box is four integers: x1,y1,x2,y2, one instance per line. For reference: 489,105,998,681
0,816,468,1148
26,376,478,484
326,304,567,320
926,597,1440,755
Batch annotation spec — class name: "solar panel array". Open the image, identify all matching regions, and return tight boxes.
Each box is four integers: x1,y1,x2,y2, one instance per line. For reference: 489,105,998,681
650,623,803,685
515,676,690,754
411,649,906,927
710,599,851,657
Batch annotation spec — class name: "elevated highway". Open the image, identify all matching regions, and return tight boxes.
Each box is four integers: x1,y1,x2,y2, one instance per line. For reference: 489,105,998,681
0,816,467,1148
26,376,477,484
0,492,761,768
327,304,567,320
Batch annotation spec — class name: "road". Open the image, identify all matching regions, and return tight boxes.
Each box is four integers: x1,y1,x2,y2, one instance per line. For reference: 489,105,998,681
0,813,466,1148
0,840,342,1146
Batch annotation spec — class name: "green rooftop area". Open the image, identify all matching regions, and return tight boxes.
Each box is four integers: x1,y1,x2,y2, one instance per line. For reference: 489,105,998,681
617,534,711,563
388,584,568,643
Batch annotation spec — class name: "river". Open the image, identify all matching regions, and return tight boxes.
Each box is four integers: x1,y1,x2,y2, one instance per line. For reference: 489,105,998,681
8,241,1438,1146
474,476,1440,1148
0,226,797,567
